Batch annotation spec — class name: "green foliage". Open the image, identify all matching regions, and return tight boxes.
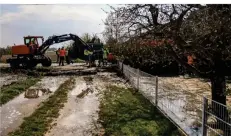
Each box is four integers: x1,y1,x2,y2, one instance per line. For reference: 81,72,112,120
99,85,180,136
109,43,179,75
9,77,76,136
73,58,85,63
226,85,231,96
0,77,41,105
0,46,12,57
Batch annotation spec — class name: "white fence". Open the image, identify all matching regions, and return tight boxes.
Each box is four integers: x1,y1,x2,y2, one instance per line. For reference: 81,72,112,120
117,61,231,136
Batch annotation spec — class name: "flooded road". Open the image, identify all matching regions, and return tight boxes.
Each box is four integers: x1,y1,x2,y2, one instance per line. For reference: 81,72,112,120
0,76,69,136
0,74,27,88
45,71,129,136
120,64,231,136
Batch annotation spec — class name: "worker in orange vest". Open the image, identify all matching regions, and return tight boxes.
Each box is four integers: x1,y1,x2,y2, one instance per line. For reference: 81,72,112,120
187,54,195,76
56,48,60,63
187,55,194,65
59,47,66,66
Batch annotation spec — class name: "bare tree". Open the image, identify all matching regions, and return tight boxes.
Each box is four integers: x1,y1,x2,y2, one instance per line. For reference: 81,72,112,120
81,33,92,43
109,4,231,104
106,4,231,134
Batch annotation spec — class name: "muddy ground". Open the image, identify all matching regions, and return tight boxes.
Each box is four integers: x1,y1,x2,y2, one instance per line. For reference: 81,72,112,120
0,63,129,136
1,62,230,136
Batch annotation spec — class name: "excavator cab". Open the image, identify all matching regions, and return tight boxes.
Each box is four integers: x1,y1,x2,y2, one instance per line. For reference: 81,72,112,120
24,36,44,47
23,36,44,55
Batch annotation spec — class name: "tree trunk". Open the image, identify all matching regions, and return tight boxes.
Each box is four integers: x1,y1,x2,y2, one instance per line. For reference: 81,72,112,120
210,75,231,136
210,75,226,105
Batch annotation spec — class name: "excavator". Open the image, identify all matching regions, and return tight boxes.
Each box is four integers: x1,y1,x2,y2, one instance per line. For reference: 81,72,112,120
6,34,93,69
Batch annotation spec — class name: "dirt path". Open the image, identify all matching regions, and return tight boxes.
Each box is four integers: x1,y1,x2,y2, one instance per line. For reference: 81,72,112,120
45,71,129,136
0,76,69,136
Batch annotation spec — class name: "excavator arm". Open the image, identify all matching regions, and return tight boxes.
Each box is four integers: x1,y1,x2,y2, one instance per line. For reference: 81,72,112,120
38,33,92,55
7,33,95,69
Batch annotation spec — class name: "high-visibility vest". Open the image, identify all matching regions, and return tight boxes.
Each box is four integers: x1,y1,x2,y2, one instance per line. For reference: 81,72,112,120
103,50,108,59
88,51,93,55
59,49,66,57
84,49,88,55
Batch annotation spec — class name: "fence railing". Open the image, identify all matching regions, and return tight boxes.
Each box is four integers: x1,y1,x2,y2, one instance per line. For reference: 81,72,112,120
117,61,231,136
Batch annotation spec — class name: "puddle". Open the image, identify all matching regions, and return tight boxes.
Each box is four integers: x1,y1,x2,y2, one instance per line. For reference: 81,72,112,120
0,76,69,136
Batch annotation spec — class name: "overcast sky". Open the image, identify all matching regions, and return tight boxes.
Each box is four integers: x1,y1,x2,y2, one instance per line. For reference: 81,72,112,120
0,4,116,48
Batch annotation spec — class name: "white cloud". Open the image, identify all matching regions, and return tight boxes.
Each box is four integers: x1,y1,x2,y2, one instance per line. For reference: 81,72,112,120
0,4,116,47
1,5,109,24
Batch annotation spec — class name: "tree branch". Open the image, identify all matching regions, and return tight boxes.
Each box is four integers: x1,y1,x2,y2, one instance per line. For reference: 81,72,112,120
166,43,213,77
148,4,159,25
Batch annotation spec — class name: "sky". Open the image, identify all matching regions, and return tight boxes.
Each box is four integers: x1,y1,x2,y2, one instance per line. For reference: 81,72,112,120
0,4,116,48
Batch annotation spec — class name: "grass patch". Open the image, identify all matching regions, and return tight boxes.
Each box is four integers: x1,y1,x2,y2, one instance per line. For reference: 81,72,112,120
73,58,85,63
98,85,181,136
9,77,75,136
0,77,41,105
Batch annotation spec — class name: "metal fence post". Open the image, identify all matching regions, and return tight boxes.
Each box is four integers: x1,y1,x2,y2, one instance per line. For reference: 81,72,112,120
202,97,208,136
122,61,124,73
155,76,158,106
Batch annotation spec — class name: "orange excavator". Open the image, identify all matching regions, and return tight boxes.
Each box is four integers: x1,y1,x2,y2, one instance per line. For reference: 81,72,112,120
6,34,93,69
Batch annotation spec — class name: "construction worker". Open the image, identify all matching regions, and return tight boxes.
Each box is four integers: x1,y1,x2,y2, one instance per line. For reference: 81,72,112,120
98,48,104,67
187,55,194,65
56,48,60,63
88,49,94,67
84,48,89,65
65,49,70,64
186,53,195,76
103,48,109,66
59,47,66,66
